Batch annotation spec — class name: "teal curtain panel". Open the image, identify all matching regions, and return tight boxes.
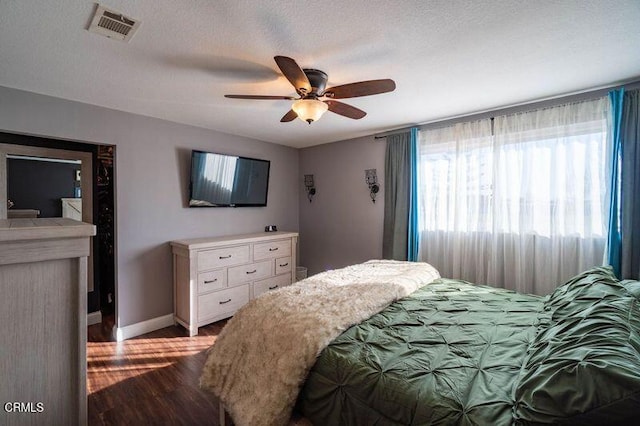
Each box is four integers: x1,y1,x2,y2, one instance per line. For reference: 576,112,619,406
407,127,419,261
607,88,624,277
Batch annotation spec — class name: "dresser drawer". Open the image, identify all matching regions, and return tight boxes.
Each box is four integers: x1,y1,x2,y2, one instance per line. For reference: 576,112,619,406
254,239,291,260
228,260,272,285
198,269,225,294
198,245,249,271
198,284,249,322
254,274,292,298
275,256,292,275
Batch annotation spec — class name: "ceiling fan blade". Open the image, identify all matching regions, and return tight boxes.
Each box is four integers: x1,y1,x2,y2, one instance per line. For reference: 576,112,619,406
274,56,312,95
324,79,396,99
280,109,298,122
325,100,367,120
225,94,296,100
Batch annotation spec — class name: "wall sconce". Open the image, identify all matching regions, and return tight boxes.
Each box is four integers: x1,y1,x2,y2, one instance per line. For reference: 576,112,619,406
304,174,316,202
365,169,380,203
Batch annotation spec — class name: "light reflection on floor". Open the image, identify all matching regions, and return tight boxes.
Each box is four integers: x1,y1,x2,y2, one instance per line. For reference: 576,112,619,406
87,333,217,393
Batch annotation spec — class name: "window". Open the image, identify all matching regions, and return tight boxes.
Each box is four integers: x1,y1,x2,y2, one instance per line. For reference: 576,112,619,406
417,98,610,295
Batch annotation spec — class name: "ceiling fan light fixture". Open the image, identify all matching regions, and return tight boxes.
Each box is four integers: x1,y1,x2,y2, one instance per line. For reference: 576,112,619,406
292,99,328,124
225,56,395,123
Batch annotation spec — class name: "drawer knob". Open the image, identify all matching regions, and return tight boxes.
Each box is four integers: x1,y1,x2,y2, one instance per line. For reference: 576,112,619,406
219,255,232,259
279,263,288,267
268,285,278,290
219,299,232,304
246,269,257,274
204,279,218,284
268,247,279,252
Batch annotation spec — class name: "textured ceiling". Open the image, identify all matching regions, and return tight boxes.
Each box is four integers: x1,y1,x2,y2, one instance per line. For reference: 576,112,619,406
1,0,639,148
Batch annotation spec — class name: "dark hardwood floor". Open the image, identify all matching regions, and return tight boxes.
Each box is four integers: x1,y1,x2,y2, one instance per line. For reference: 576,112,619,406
87,316,229,425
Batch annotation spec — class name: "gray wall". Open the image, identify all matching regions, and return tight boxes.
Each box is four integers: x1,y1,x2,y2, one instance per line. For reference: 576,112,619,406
299,135,386,275
0,86,299,328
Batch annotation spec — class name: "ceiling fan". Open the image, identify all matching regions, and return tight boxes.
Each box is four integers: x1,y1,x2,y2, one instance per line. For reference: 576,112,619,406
225,56,396,124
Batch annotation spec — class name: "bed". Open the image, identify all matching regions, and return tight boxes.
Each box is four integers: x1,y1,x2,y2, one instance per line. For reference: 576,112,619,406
200,261,640,425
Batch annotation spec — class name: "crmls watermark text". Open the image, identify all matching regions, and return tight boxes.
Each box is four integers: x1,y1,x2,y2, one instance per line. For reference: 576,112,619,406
4,402,44,413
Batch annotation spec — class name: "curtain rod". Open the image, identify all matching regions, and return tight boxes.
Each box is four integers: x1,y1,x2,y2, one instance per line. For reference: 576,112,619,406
374,118,497,140
373,78,640,139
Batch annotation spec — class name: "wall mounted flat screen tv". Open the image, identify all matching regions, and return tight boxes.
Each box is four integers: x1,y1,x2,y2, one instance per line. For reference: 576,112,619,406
189,150,270,207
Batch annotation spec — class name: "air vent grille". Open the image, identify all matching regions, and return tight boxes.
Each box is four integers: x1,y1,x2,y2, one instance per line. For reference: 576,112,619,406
97,16,132,36
88,5,140,42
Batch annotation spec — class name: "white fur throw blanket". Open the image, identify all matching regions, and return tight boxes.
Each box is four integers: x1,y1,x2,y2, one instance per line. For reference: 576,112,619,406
200,260,440,426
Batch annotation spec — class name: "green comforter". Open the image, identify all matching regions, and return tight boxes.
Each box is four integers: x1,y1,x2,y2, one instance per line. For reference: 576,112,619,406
299,268,640,425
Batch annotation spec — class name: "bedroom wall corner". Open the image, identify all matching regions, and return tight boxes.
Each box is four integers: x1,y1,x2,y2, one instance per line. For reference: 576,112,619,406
298,135,386,275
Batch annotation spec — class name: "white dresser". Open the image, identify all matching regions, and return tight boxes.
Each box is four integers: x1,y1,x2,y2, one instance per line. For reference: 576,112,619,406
61,198,82,221
0,218,95,426
171,231,298,336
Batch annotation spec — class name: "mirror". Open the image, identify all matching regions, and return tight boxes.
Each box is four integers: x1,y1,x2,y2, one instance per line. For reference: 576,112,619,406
0,143,94,291
0,143,92,222
6,154,82,219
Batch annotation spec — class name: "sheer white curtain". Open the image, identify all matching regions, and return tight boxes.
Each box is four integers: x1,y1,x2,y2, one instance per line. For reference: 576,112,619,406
418,98,610,295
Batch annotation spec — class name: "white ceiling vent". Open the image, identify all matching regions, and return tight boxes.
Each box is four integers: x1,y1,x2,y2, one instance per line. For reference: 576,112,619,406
88,5,140,42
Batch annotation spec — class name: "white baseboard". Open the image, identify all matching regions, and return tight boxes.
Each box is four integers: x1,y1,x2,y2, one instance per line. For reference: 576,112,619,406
112,313,175,342
87,311,102,326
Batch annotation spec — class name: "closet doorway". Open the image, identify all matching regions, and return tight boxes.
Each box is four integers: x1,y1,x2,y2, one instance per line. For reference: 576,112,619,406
0,133,116,320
